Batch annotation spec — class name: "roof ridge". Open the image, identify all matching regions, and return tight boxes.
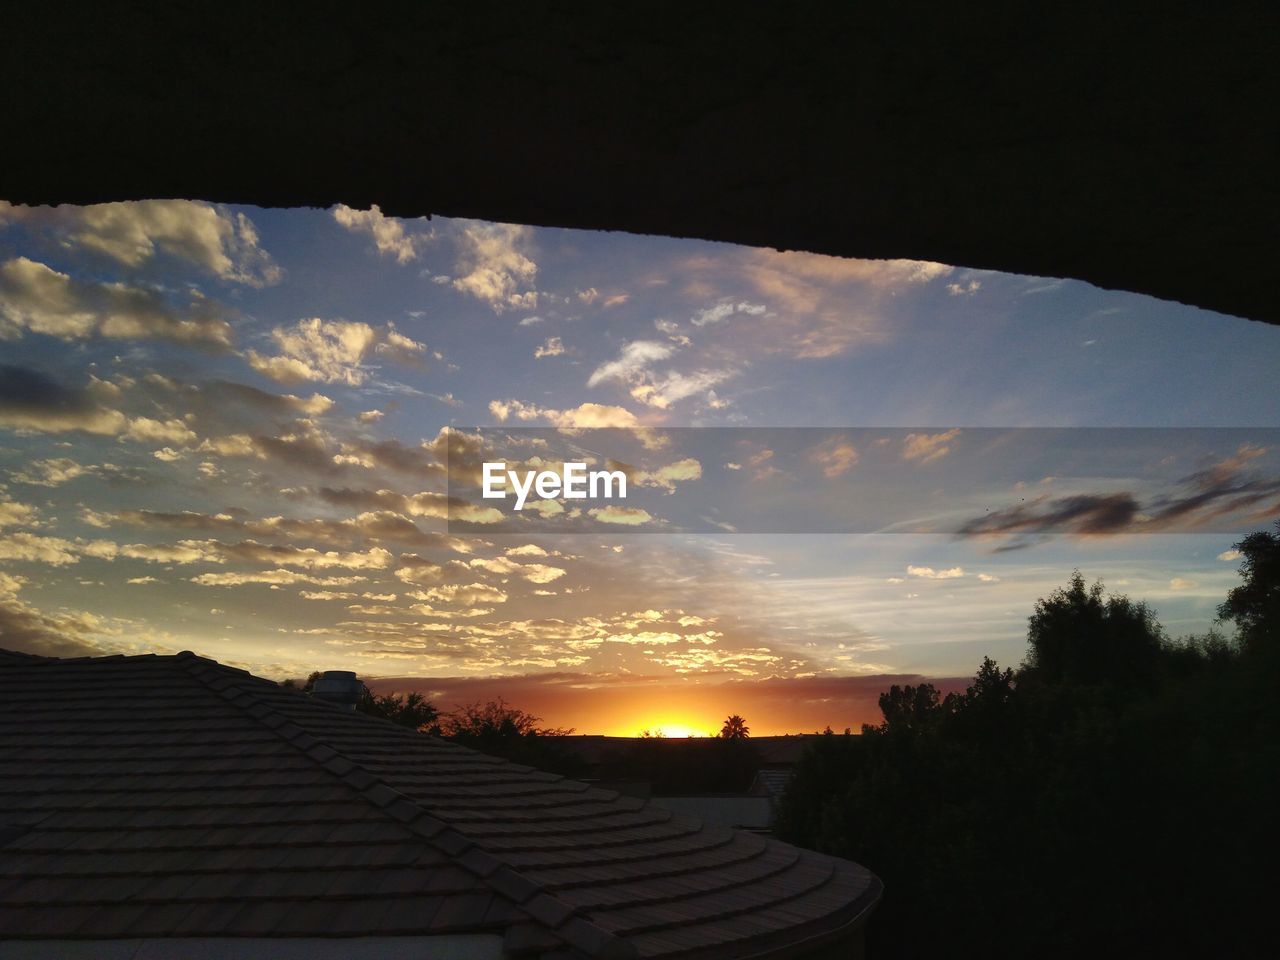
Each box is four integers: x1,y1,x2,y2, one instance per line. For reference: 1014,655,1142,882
170,652,637,960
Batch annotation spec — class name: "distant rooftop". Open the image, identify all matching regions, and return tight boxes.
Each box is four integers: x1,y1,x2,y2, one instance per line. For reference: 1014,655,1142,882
0,650,880,959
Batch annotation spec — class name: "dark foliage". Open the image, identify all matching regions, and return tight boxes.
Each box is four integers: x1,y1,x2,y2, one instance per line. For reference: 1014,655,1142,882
438,698,584,777
610,736,762,795
775,523,1280,959
720,714,750,739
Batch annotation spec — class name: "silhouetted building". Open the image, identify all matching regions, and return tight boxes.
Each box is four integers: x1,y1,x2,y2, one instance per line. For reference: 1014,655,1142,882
0,649,880,958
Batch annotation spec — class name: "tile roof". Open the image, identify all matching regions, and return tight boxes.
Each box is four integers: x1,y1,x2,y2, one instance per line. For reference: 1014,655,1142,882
0,651,880,958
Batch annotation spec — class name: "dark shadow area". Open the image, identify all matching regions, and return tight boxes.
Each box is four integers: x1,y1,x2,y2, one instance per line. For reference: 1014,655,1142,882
3,3,1278,323
775,520,1280,958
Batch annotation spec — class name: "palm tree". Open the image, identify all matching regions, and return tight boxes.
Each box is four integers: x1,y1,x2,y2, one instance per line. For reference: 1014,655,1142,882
719,714,750,739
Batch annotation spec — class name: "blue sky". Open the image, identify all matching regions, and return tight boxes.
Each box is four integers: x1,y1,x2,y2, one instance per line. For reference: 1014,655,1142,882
1,200,1276,731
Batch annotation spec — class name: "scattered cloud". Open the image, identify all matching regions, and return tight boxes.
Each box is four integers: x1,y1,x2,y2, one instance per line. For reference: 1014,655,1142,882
0,200,280,286
902,429,960,465
0,257,233,346
246,318,427,385
0,366,126,435
691,299,767,327
450,221,538,312
808,436,859,478
535,336,565,358
332,205,427,263
907,565,965,579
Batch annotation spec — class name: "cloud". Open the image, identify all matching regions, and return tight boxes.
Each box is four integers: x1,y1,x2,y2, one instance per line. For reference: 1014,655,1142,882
902,429,960,465
977,573,1001,582
332,205,426,263
586,340,730,410
808,437,859,478
907,565,965,579
587,340,674,387
0,257,233,346
10,457,87,487
316,487,503,525
0,201,280,286
488,399,641,430
450,221,538,312
190,569,368,587
0,367,127,435
589,506,655,526
722,249,952,358
629,369,733,410
409,583,508,607
0,532,82,565
246,318,378,385
467,556,567,584
619,458,703,493
122,416,198,446
957,494,1142,543
691,299,767,327
1218,549,1242,561
1170,578,1198,590
0,577,119,658
245,318,428,386
0,499,39,527
534,336,565,358
947,280,982,296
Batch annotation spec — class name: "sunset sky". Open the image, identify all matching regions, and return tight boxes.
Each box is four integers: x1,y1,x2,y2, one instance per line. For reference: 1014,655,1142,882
2,201,1278,734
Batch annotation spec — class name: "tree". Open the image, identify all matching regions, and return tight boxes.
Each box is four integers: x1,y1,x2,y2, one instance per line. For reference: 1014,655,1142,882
360,689,438,732
719,714,750,739
1218,519,1280,655
440,697,571,742
1022,570,1165,686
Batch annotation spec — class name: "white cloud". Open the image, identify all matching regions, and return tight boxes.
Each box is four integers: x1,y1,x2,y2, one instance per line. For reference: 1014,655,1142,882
450,221,538,312
589,506,655,526
0,201,280,286
947,279,982,296
1170,578,1198,591
691,299,767,327
246,318,426,385
902,429,960,465
123,417,197,446
488,399,641,430
907,565,965,579
807,437,859,478
332,205,425,263
0,258,233,346
1218,549,1242,561
10,458,86,487
587,340,674,387
409,583,508,606
534,336,565,358
0,499,40,527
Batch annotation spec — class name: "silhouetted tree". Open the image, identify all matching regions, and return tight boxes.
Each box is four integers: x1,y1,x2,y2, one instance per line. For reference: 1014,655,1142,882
360,689,438,732
775,553,1278,960
440,698,581,776
1218,519,1280,655
1023,570,1165,686
719,714,750,739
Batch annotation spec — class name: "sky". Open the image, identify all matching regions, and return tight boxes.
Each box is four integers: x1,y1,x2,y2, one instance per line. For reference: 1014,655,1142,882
1,200,1278,735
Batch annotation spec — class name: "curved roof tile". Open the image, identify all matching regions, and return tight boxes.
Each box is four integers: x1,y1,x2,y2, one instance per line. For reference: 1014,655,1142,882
0,650,880,958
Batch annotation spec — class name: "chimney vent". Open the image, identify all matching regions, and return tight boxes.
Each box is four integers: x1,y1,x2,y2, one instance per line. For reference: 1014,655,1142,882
312,670,362,710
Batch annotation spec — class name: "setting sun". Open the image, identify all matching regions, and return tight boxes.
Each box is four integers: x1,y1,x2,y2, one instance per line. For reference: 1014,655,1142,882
640,723,710,739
